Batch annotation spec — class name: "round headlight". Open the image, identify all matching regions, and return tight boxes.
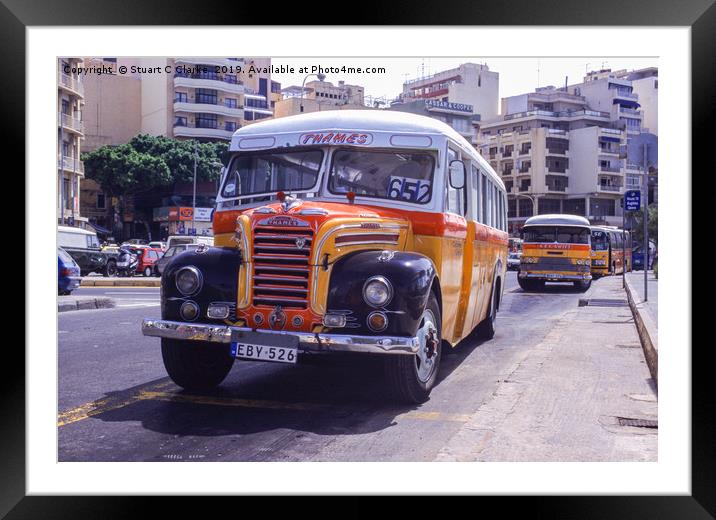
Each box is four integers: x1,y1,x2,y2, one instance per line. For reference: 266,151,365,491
363,276,393,307
175,266,202,296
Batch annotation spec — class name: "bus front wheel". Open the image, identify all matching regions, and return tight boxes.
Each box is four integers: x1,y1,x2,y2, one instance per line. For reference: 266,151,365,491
384,292,442,404
161,339,234,391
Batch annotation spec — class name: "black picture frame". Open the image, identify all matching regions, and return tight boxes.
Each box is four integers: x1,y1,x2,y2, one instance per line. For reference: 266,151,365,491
8,0,709,516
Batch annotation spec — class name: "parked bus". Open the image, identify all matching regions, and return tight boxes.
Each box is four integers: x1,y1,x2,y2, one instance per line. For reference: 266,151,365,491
591,226,632,276
518,214,592,292
142,110,508,403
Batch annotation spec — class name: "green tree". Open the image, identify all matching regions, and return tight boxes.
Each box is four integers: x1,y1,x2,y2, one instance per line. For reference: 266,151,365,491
82,135,226,237
630,203,658,247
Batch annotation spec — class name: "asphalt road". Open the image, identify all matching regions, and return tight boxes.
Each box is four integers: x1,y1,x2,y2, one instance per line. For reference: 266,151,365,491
58,272,644,462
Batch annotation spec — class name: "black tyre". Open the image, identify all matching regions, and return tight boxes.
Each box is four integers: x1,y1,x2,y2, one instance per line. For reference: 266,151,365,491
104,260,117,277
161,339,235,391
517,277,543,292
574,279,591,292
475,276,501,340
384,292,442,404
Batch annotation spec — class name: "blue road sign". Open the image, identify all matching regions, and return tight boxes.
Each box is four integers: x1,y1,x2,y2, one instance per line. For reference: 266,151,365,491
624,190,641,211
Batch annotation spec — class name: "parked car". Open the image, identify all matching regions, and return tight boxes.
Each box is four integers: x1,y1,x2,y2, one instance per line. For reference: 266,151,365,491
632,241,657,271
148,241,167,251
58,225,119,276
155,244,201,275
507,251,522,271
58,247,81,295
133,247,164,277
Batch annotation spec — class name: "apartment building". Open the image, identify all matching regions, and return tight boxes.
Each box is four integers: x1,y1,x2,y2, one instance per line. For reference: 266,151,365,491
274,79,366,118
400,63,499,119
392,63,498,142
478,85,631,232
389,99,479,142
138,57,275,141
58,58,87,227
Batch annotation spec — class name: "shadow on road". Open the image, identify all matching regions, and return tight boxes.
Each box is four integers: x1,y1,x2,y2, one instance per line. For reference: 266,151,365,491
61,348,481,439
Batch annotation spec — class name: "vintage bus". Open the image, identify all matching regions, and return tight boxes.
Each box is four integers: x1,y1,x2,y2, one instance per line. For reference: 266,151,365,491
142,110,508,403
590,226,632,276
518,214,592,292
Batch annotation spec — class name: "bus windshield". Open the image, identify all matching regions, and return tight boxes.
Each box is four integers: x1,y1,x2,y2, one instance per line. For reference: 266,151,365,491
524,226,590,244
221,149,323,199
591,230,609,251
328,148,435,204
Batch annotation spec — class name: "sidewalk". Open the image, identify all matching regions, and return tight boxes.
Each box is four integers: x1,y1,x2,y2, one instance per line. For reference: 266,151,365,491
625,271,658,325
81,276,160,287
437,275,657,462
624,271,658,385
58,295,116,312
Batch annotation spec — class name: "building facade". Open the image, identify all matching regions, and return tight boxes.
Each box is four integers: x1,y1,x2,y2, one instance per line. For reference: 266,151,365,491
393,62,498,143
274,79,366,118
478,84,639,232
58,58,87,227
399,63,498,119
389,99,479,142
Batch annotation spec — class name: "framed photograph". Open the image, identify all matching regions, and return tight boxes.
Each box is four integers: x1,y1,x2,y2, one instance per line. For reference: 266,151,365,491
8,0,709,515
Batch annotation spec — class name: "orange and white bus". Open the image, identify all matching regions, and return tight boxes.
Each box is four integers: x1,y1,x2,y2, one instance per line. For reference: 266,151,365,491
143,110,508,403
518,214,592,292
590,226,632,276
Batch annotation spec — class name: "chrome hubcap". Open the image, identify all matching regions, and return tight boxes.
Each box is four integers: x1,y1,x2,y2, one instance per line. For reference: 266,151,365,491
415,309,438,383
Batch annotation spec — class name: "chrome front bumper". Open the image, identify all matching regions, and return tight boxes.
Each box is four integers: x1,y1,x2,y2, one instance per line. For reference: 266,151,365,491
519,272,592,281
141,319,420,356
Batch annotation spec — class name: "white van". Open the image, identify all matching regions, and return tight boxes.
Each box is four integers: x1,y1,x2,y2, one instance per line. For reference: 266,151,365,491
165,235,214,250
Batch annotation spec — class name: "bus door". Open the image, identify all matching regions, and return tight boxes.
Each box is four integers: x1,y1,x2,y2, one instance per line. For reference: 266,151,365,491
444,147,471,343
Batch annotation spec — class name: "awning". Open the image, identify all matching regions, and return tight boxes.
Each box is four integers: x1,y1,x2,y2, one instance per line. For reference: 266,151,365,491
88,222,112,235
613,99,641,108
600,136,621,142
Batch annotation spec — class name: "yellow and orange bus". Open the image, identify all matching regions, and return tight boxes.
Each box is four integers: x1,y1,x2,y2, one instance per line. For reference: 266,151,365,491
518,214,592,292
590,226,632,276
143,110,508,403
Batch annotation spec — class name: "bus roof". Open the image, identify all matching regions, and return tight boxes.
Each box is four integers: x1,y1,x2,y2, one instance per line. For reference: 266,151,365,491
229,110,501,187
524,214,591,227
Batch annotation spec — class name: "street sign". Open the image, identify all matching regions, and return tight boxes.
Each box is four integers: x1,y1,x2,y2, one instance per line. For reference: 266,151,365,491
624,190,641,211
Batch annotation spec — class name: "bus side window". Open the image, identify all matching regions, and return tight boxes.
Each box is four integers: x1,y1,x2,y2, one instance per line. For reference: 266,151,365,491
481,173,488,224
446,149,466,216
471,165,481,223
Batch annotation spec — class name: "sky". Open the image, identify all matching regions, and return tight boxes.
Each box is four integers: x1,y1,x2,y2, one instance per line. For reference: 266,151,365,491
270,57,658,107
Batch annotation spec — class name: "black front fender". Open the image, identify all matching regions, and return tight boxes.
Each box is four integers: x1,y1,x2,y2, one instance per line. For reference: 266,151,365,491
325,250,437,336
161,247,241,323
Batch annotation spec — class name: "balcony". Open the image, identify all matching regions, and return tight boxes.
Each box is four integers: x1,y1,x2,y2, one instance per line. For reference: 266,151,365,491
597,184,624,193
58,73,84,96
599,164,623,173
546,148,569,157
173,124,235,140
518,148,531,156
518,184,532,192
517,167,531,176
175,57,244,68
174,74,245,95
546,167,569,176
546,184,567,192
502,167,514,176
59,113,84,135
598,146,621,156
173,100,244,118
619,106,642,116
60,156,84,175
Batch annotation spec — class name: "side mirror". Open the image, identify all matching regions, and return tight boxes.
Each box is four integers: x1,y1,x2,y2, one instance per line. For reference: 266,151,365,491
448,160,466,190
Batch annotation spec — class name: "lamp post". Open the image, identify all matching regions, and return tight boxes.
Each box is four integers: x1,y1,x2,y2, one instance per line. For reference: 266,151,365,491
192,140,197,234
300,73,326,113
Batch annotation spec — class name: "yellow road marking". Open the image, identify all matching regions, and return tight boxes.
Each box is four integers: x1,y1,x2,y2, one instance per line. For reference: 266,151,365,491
136,391,329,412
396,410,472,423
